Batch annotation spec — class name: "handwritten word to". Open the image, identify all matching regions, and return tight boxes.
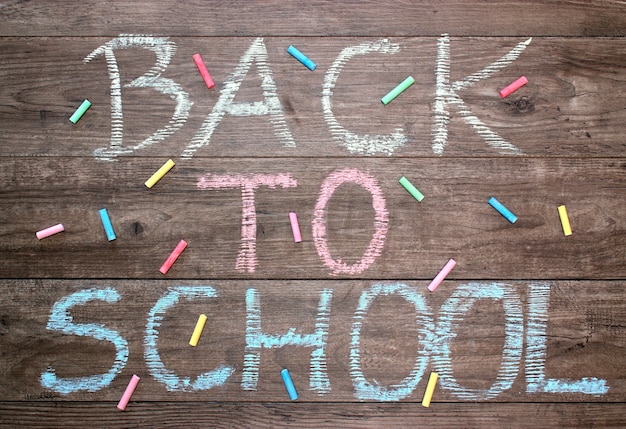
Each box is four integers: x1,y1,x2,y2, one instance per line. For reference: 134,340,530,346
84,35,531,161
41,282,608,400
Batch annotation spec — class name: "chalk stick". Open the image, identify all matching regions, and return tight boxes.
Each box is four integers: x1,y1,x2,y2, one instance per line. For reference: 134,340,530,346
281,368,298,400
499,76,528,98
145,159,175,188
558,205,572,236
289,212,302,243
399,176,424,202
421,372,438,407
488,197,517,224
287,45,316,71
98,208,116,241
117,374,140,411
193,53,215,89
69,99,91,124
381,76,415,105
427,259,456,292
36,223,65,240
189,314,208,347
160,239,188,275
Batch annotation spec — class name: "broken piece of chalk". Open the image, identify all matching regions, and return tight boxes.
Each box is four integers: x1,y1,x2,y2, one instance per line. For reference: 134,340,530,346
427,259,456,292
117,374,140,411
381,76,415,105
281,368,298,400
287,45,316,71
193,53,215,89
99,208,116,241
36,223,65,240
558,205,572,236
421,372,438,407
189,314,208,347
145,159,175,188
399,176,424,202
488,197,517,224
499,76,528,98
289,212,302,243
69,99,91,124
160,239,188,274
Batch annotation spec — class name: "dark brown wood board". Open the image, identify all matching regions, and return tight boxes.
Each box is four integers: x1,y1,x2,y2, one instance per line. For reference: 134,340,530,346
0,1,625,427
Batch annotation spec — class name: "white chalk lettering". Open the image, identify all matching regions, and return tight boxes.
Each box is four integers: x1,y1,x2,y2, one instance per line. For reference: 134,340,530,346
84,34,192,161
322,39,407,155
144,286,234,391
432,34,531,155
182,37,295,158
40,288,128,394
525,283,609,395
241,288,333,394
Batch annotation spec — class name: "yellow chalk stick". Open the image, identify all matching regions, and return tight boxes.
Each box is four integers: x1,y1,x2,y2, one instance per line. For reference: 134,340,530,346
421,372,438,407
189,314,208,347
558,205,572,236
145,159,175,188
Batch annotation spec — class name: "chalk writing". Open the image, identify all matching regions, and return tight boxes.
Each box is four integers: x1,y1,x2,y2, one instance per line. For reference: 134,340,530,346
432,282,524,400
525,283,609,395
350,283,434,401
321,39,408,155
84,34,192,161
312,168,389,275
242,288,333,394
40,288,128,394
196,173,298,273
182,37,295,158
432,34,531,155
144,286,235,391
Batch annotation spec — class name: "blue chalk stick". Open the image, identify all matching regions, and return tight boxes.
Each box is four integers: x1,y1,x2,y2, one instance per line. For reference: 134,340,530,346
281,368,298,400
99,208,116,241
287,45,316,71
488,197,517,224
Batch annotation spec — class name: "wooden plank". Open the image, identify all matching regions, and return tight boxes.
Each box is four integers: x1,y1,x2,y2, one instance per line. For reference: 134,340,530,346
0,279,623,402
0,157,623,279
1,1,626,37
0,37,625,158
2,402,626,428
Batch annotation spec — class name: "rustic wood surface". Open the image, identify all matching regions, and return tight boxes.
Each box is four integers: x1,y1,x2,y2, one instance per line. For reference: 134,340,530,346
1,1,625,427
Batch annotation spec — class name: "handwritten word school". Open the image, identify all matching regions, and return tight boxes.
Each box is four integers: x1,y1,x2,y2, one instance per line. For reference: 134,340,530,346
82,34,531,161
41,282,608,400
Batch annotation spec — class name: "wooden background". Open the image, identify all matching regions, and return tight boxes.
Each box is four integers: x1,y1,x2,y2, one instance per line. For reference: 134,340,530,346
1,1,625,427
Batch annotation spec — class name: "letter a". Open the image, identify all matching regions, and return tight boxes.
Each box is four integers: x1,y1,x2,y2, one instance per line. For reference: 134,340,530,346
182,38,295,158
432,34,531,155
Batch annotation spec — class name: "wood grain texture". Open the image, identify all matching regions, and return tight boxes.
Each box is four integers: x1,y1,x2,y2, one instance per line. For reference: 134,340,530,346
1,37,625,158
2,402,626,428
0,157,623,279
1,1,626,37
0,280,624,402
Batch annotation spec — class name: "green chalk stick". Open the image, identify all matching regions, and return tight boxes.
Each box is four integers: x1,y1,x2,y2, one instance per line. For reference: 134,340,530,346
399,176,424,202
69,99,92,124
381,76,415,105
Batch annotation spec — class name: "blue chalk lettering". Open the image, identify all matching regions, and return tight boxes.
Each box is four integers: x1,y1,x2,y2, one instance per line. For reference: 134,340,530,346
350,283,434,401
525,283,608,395
241,288,333,395
145,286,234,391
40,288,128,395
432,282,524,400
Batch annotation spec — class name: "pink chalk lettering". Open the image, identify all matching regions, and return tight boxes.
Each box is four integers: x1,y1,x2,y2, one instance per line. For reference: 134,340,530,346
312,168,389,275
197,173,298,273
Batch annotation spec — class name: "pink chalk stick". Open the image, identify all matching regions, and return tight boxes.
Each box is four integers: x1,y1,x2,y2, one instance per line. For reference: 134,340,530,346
427,259,457,292
193,53,215,89
36,223,65,240
117,374,140,411
499,76,528,98
289,212,302,243
160,240,188,274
